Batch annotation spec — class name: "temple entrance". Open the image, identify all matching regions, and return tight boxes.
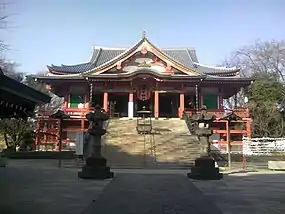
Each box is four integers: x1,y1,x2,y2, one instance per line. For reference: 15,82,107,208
108,93,128,117
135,86,154,116
185,94,196,109
92,93,103,107
159,93,179,118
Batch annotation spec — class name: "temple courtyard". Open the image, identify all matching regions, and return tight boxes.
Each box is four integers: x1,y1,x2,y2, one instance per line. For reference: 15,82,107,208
1,160,285,214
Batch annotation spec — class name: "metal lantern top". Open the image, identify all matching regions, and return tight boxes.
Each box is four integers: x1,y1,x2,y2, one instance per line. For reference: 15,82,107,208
192,105,216,124
221,110,242,121
86,105,109,122
137,106,152,118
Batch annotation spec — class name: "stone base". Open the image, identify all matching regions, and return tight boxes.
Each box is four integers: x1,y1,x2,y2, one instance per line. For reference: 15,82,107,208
187,156,223,180
78,157,114,180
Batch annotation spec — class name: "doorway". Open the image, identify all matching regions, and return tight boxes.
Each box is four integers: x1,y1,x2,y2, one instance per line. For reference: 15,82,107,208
159,93,179,118
108,93,128,117
92,93,103,107
134,93,153,117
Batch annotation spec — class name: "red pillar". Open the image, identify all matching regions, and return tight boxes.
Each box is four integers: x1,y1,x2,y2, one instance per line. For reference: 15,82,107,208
154,90,159,118
129,91,133,102
103,92,108,112
179,92,185,118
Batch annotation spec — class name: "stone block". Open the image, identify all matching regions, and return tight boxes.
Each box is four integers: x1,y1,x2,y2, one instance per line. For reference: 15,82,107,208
78,165,114,179
268,161,285,170
78,157,114,179
187,156,223,180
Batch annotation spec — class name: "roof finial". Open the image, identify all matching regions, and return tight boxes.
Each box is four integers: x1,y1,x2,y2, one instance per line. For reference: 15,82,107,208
142,30,146,39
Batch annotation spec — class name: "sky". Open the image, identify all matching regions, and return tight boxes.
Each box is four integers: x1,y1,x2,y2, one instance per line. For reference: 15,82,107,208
2,0,285,74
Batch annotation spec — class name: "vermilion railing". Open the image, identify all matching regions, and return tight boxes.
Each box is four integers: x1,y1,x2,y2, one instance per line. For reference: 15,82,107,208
38,107,92,118
38,107,250,119
184,108,250,119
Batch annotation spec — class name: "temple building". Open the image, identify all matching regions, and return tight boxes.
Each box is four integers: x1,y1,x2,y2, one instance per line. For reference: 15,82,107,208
36,34,252,153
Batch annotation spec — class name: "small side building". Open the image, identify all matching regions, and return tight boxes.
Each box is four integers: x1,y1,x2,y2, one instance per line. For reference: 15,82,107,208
0,69,51,118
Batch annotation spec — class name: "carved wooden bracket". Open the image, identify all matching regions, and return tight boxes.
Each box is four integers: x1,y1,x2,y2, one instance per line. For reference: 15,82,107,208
165,63,173,73
116,61,122,70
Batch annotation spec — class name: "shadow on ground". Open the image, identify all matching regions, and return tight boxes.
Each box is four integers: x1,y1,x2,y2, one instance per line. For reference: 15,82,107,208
192,171,285,214
1,159,285,214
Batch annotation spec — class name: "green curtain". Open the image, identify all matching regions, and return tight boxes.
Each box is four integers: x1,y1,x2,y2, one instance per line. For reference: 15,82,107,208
69,94,84,108
203,94,218,109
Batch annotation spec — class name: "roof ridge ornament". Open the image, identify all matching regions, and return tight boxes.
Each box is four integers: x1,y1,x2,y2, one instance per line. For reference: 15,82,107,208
142,30,146,39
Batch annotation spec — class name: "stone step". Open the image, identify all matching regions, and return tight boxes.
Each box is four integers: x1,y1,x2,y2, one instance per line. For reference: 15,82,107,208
102,119,200,166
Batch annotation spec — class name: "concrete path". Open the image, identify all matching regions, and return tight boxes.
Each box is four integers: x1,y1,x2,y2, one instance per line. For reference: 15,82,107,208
85,173,223,214
2,160,285,214
193,171,285,214
0,166,111,214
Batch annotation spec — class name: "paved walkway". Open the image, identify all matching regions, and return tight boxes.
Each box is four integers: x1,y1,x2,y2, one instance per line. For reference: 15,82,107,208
193,171,285,214
85,173,222,214
2,160,285,214
0,166,111,214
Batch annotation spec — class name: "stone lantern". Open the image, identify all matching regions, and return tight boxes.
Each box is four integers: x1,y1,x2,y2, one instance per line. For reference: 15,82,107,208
187,106,223,180
78,105,114,179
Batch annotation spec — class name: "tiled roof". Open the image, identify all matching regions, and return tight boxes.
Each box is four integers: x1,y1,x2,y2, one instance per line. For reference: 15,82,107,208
47,62,96,74
47,39,239,76
193,62,239,76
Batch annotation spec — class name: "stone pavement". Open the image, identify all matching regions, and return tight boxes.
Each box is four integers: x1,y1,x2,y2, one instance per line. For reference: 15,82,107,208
85,173,223,214
0,166,111,214
1,160,285,214
192,171,285,214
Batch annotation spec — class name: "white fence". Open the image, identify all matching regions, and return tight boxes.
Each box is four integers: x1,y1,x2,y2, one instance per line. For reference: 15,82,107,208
242,137,285,156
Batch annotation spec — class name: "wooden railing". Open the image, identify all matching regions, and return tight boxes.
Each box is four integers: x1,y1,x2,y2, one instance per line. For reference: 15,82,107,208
184,108,250,119
38,107,91,118
38,107,250,120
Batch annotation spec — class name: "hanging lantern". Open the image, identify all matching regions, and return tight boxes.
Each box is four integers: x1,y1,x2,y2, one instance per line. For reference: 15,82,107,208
137,87,151,101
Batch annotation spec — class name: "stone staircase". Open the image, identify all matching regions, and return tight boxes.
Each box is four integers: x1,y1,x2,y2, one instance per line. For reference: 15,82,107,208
102,118,200,167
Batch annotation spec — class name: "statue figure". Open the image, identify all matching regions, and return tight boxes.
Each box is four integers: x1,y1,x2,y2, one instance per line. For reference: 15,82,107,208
78,104,114,179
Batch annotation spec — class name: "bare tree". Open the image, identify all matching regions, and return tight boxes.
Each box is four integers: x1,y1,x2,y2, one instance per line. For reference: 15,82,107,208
231,40,285,79
222,39,285,108
0,1,14,55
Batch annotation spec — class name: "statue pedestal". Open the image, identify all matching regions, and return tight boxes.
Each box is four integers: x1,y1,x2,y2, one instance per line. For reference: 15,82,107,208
78,157,114,179
187,156,223,180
